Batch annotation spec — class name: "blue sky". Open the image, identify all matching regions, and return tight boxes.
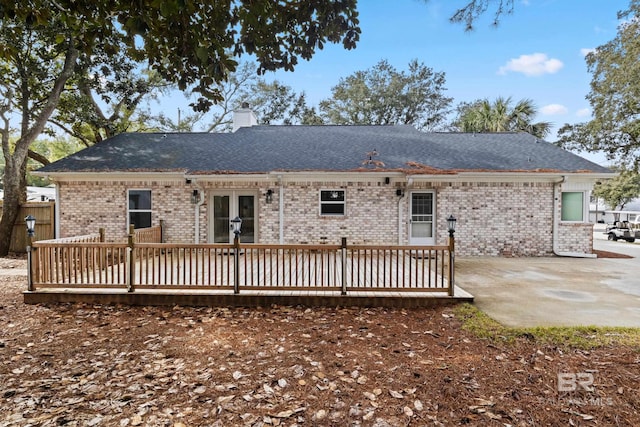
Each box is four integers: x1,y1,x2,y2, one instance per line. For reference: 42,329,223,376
263,0,628,165
157,1,628,166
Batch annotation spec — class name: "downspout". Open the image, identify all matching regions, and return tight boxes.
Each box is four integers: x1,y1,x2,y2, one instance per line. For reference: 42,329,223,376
397,189,405,245
54,184,60,238
552,176,596,258
278,175,284,244
194,187,205,244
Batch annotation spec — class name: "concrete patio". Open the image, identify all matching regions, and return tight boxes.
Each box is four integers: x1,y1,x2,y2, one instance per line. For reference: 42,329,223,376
456,228,640,327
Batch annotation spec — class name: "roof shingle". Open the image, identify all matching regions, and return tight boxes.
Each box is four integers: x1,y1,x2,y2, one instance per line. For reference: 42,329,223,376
37,125,612,174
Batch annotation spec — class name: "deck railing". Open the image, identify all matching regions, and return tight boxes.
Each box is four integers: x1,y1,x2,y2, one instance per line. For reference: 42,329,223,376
29,238,455,295
36,231,104,244
131,223,163,244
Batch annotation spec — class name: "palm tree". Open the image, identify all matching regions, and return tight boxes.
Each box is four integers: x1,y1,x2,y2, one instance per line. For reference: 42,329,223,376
454,97,552,138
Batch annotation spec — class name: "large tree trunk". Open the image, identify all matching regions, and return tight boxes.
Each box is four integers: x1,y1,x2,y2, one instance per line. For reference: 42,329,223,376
0,157,27,254
0,45,78,256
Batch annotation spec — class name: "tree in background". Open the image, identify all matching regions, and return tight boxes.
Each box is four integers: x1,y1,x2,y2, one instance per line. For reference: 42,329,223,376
319,59,452,131
244,81,322,126
557,1,640,168
157,62,322,132
452,97,552,138
0,0,361,255
593,168,640,210
447,0,515,30
50,66,166,148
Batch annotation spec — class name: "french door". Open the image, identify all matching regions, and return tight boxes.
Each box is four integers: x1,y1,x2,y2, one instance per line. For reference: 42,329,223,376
210,191,256,243
409,191,435,245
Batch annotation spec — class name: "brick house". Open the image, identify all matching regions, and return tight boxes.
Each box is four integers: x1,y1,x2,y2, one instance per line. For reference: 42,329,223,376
35,111,613,257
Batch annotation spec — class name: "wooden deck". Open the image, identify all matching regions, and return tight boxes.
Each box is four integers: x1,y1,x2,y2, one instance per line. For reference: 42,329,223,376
24,286,474,307
25,239,473,307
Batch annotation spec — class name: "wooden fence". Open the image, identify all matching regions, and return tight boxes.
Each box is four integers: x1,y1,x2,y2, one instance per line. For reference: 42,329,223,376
0,201,55,252
28,236,455,296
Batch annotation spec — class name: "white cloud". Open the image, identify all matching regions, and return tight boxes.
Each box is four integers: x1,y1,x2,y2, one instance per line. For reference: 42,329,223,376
541,104,568,115
580,48,596,56
576,108,591,117
498,53,564,76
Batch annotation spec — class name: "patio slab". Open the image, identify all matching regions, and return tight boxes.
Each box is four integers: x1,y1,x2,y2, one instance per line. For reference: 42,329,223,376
456,232,640,327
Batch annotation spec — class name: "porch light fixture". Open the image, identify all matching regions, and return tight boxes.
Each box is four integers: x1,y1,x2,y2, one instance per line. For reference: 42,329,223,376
231,216,242,237
25,215,36,292
191,189,199,204
266,189,273,204
447,214,457,237
25,215,36,237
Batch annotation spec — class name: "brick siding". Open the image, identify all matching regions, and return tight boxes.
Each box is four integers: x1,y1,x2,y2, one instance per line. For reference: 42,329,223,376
56,178,593,256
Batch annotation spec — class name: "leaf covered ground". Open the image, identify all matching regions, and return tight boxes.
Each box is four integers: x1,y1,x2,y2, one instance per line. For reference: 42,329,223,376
1,256,639,426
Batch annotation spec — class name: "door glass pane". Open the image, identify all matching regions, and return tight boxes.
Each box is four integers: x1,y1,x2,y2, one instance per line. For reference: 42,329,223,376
213,195,230,243
238,195,255,243
411,193,434,239
411,223,433,238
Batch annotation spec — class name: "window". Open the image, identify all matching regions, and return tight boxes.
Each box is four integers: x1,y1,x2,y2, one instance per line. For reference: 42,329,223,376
128,190,152,228
561,192,584,222
320,190,345,216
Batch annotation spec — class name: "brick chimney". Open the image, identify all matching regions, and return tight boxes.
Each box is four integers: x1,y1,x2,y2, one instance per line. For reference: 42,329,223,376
232,102,258,132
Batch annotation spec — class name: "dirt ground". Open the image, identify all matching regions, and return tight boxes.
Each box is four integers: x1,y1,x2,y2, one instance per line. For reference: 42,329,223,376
1,255,639,426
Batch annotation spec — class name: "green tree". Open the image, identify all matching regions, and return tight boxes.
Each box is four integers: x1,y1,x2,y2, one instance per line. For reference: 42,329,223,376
243,81,322,126
557,1,640,168
157,62,321,132
593,168,640,210
50,67,166,148
0,0,360,255
319,59,453,131
452,97,552,138
447,0,515,30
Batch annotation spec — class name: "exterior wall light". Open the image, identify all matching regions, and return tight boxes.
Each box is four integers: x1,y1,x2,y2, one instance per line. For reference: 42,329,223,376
266,189,273,204
191,189,199,204
230,216,243,294
231,216,242,237
25,215,36,237
447,214,457,238
25,215,36,292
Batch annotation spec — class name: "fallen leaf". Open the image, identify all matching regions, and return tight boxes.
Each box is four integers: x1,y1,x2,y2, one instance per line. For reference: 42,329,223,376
389,390,404,399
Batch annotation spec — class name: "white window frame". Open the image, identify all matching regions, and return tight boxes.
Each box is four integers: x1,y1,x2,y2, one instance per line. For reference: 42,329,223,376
127,189,152,229
319,189,346,216
560,191,587,222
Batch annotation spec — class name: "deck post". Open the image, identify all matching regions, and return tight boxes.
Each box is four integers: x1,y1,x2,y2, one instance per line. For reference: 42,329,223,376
159,219,165,243
26,243,34,292
448,234,455,296
127,225,135,292
233,234,240,294
341,237,347,295
25,216,36,292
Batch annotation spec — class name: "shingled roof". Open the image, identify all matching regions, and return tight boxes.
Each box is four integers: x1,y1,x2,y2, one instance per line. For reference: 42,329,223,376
37,125,612,175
